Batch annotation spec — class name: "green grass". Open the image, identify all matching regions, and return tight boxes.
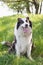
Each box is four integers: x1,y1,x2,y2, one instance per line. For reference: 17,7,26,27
0,14,43,65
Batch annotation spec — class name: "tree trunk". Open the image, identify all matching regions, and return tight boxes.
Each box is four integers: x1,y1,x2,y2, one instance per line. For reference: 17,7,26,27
33,0,39,14
39,1,42,14
35,4,39,14
26,1,31,13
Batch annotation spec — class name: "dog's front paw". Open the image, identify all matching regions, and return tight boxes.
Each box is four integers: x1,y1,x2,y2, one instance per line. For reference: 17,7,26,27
29,56,35,62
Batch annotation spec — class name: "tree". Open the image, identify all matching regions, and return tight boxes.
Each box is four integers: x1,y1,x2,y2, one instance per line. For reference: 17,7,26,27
32,0,39,14
2,0,43,14
39,0,42,14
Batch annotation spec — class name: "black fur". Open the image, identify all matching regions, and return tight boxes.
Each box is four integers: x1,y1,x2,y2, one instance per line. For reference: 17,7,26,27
26,17,32,28
8,37,17,54
29,20,32,28
17,18,24,29
26,17,29,20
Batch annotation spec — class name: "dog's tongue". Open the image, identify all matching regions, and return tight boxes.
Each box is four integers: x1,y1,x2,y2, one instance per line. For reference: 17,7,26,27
23,28,28,33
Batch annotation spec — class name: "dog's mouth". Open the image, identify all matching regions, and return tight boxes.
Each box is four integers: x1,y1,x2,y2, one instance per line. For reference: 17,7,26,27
22,27,29,33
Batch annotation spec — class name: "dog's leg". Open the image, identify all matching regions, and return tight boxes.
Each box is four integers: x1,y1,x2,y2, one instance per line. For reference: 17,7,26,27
27,43,34,61
16,50,20,58
16,45,20,58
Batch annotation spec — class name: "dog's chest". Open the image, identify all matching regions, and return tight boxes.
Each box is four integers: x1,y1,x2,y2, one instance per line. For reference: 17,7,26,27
17,37,30,53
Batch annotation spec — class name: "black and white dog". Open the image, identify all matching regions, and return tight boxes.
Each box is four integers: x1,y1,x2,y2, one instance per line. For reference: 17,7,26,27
14,17,33,61
1,17,34,61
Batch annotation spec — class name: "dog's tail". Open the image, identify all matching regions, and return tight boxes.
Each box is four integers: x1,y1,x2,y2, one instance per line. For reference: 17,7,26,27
1,41,6,45
8,37,16,54
8,41,16,54
0,41,16,53
0,41,12,47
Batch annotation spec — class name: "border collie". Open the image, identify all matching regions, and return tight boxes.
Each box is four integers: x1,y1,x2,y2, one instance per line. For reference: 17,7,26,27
14,17,34,61
1,17,34,61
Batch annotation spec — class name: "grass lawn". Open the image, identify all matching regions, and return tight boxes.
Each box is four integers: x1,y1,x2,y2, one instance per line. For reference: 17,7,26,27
0,14,43,65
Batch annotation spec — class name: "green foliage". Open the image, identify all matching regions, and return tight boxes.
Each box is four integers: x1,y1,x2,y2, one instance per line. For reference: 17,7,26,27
0,14,43,65
2,0,43,14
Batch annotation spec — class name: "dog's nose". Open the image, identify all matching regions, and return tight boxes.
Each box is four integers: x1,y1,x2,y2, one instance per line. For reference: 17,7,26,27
25,24,28,28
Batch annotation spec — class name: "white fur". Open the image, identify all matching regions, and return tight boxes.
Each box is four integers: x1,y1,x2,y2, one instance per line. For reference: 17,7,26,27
14,18,33,61
1,41,6,45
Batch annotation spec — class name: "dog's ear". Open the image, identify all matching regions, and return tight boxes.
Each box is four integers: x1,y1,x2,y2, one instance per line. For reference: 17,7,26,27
17,18,24,29
26,17,29,20
17,18,21,29
26,17,32,28
29,20,32,28
18,18,21,21
26,17,29,22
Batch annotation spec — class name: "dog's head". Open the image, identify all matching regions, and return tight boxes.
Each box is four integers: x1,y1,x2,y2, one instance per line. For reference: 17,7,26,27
17,17,32,29
16,17,32,36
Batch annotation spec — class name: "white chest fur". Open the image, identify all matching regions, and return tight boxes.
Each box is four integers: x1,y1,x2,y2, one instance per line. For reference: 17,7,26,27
15,33,32,54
